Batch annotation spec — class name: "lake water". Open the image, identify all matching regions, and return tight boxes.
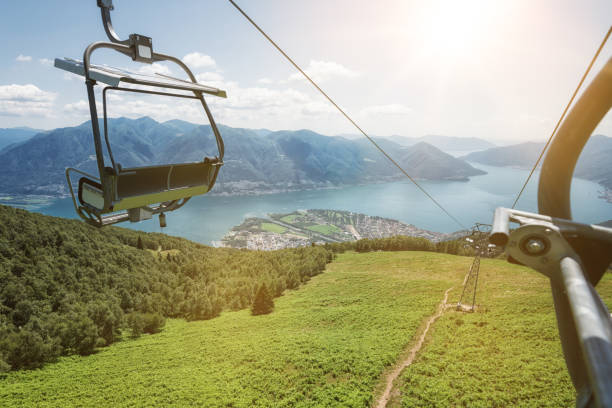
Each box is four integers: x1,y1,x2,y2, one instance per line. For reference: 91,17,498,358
29,163,612,245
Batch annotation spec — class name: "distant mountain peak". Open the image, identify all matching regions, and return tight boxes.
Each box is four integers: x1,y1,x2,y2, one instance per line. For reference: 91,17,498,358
383,134,496,153
0,116,488,196
134,115,155,122
462,136,612,191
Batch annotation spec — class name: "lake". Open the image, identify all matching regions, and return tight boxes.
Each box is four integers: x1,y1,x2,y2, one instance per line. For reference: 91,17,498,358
22,163,612,245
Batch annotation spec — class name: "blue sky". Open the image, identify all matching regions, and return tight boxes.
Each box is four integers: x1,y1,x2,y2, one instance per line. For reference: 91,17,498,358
1,0,611,144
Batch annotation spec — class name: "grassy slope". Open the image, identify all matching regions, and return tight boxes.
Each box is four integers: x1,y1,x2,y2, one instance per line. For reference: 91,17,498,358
2,251,609,407
0,251,466,407
398,259,612,408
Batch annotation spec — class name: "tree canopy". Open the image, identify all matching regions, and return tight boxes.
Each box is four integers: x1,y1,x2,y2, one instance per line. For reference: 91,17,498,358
0,205,332,371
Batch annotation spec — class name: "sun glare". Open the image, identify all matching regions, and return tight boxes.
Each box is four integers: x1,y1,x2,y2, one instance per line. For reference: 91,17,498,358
420,0,502,58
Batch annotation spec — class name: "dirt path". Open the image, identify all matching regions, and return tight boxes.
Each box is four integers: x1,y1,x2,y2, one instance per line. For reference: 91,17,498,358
374,287,453,408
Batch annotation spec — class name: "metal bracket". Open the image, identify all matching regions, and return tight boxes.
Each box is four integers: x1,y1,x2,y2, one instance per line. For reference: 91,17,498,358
491,208,612,282
97,0,154,63
503,220,578,279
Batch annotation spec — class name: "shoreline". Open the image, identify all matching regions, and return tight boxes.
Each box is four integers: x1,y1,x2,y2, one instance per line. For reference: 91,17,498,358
2,181,611,211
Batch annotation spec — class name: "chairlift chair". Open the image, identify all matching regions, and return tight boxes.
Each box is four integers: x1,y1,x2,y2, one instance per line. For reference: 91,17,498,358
55,0,226,228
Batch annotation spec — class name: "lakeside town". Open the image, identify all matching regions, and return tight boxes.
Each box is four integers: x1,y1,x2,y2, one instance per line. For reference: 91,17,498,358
219,209,462,250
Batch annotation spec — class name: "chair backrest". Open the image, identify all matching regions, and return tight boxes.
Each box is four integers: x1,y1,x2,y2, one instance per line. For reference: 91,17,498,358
115,161,215,198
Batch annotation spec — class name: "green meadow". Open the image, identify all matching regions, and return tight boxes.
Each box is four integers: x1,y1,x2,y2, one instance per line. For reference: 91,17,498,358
1,251,609,407
307,224,343,235
260,222,288,234
397,260,612,408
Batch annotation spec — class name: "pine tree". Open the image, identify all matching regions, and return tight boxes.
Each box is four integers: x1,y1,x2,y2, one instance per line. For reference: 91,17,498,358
251,283,274,315
137,236,144,250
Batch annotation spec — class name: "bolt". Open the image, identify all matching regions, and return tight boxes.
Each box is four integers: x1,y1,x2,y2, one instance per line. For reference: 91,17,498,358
524,238,546,255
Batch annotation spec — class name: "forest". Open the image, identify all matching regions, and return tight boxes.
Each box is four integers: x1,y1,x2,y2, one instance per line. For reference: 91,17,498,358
325,234,485,257
0,203,485,372
0,205,332,371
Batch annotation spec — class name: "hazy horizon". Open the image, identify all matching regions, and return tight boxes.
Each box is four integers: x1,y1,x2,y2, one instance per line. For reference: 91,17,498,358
1,0,611,144
1,114,572,147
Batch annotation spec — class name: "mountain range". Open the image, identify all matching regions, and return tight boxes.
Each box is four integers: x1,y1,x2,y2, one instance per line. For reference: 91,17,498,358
0,117,486,196
461,135,612,190
383,134,496,152
0,127,43,151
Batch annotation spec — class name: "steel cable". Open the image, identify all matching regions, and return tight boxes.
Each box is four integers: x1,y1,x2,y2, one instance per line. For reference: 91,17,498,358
228,0,466,230
511,26,612,209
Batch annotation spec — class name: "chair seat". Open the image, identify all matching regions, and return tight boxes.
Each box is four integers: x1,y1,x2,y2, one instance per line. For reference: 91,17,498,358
78,160,217,212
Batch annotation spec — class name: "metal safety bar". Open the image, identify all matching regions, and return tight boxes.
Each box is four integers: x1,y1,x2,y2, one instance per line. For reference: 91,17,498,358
490,54,612,408
491,207,612,407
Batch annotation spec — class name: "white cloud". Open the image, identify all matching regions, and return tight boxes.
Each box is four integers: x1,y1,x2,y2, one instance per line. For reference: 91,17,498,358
57,78,337,129
63,100,91,115
16,54,32,62
196,71,224,84
63,72,81,81
0,84,56,117
288,60,359,83
106,93,124,102
182,52,216,69
138,63,173,76
0,84,55,102
63,99,107,122
39,58,53,66
360,104,412,117
56,58,345,133
257,78,274,85
205,82,337,127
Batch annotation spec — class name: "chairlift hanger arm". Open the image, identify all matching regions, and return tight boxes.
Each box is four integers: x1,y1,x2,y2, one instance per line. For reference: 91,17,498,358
97,0,154,63
97,0,128,45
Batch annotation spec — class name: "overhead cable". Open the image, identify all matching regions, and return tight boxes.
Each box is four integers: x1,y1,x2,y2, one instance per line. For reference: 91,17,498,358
511,25,612,209
227,0,466,230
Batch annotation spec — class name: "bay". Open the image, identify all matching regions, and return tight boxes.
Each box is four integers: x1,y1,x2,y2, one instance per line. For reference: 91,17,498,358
30,163,612,245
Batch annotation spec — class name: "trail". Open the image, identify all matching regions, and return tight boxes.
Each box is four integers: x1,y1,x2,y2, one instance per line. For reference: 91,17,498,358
374,287,453,408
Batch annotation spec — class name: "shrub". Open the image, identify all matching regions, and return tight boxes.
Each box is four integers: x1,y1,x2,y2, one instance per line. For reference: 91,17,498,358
251,284,274,316
126,312,165,337
126,312,145,338
4,330,56,369
0,357,10,373
142,313,165,334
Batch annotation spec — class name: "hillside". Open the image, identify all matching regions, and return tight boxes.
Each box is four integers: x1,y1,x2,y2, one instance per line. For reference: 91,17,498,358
0,118,485,196
461,135,612,190
0,205,331,371
2,251,607,407
0,127,42,152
